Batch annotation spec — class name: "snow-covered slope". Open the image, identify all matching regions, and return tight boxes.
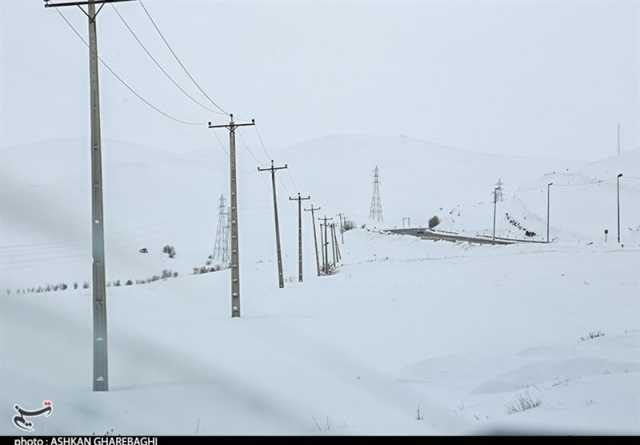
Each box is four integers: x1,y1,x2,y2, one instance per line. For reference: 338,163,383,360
1,135,639,435
0,134,577,290
279,134,578,231
512,149,640,244
2,229,640,435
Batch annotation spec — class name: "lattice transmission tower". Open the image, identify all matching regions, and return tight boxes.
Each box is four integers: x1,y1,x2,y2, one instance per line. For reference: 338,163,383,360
212,194,230,267
369,166,384,224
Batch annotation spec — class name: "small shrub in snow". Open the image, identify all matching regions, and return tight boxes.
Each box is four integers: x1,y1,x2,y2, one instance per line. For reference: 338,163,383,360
428,216,441,229
161,269,173,280
162,244,176,258
506,390,541,414
579,330,605,342
342,220,355,232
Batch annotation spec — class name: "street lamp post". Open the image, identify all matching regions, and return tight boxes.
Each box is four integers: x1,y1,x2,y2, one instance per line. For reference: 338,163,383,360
546,182,553,243
492,187,497,244
617,173,623,244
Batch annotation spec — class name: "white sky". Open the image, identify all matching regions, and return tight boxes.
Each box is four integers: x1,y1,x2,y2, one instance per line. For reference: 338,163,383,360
0,0,638,160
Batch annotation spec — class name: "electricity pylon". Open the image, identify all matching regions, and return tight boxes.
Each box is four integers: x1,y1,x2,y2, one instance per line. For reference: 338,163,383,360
369,166,383,224
492,179,504,244
212,194,230,267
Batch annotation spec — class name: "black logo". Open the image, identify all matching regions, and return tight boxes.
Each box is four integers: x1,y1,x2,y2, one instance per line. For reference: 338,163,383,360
12,400,53,432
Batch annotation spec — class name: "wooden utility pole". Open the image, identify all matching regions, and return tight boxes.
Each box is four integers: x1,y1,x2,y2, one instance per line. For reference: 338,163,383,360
45,0,136,393
209,114,256,318
289,193,311,282
319,216,333,274
304,205,321,276
258,160,288,288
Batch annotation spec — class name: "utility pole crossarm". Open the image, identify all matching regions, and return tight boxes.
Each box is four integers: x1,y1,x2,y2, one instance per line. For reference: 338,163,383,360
44,0,135,8
208,114,255,129
258,161,288,173
289,194,311,202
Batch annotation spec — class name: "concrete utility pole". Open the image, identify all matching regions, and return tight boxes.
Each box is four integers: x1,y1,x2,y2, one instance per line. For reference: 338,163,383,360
319,216,333,275
330,224,337,267
44,0,136,393
304,205,321,276
617,173,623,244
332,223,341,262
546,182,553,243
258,160,289,288
209,114,256,318
319,220,326,273
337,213,345,244
289,193,311,282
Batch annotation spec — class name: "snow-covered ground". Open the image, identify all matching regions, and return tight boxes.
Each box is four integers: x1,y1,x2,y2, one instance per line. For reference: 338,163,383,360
1,136,639,435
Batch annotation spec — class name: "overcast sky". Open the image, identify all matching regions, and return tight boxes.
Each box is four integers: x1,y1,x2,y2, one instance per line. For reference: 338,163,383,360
0,0,638,160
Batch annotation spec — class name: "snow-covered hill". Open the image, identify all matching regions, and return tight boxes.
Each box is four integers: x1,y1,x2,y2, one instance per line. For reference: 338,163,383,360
279,134,579,231
0,134,578,290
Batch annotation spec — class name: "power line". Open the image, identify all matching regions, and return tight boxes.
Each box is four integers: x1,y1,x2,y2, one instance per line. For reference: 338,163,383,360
254,125,299,192
254,124,273,161
212,129,229,158
236,132,262,165
138,0,227,115
111,5,219,114
57,9,205,127
239,133,293,195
